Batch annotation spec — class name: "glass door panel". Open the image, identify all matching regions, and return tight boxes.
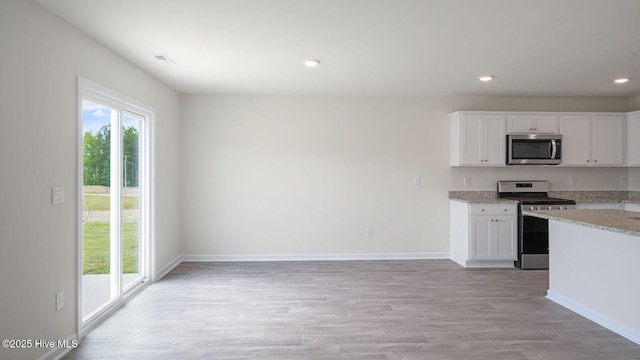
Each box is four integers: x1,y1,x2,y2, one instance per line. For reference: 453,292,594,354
122,112,143,291
81,99,116,320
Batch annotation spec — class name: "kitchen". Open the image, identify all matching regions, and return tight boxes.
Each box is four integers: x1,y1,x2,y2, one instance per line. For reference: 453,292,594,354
449,110,640,345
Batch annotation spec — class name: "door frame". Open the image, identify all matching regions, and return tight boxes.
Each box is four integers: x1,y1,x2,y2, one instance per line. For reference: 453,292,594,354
76,77,156,338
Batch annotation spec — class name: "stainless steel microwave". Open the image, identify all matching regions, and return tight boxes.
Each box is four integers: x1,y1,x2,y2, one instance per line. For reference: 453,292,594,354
507,134,562,165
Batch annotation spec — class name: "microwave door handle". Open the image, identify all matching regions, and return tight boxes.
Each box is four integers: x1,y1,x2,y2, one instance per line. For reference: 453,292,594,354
550,140,557,159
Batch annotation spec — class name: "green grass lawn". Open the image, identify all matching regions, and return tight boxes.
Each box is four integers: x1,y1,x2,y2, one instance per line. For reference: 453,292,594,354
83,221,139,275
84,194,138,211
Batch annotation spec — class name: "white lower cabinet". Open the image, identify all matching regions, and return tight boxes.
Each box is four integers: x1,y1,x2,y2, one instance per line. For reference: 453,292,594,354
470,215,517,260
450,201,517,268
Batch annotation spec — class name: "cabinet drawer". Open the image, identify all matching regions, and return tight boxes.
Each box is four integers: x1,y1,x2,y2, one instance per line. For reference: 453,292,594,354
469,204,517,215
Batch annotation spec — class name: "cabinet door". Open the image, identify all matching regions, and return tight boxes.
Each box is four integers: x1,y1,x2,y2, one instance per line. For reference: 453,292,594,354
592,115,624,165
470,215,517,260
470,217,492,259
559,115,591,165
494,216,517,260
460,114,484,165
531,115,558,133
628,113,640,166
508,115,534,133
484,114,506,165
508,114,557,133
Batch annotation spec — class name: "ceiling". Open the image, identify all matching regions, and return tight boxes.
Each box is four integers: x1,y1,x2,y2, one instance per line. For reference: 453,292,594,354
36,0,640,97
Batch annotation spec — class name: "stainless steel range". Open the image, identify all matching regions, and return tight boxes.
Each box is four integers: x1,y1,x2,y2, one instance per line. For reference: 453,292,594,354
497,180,576,269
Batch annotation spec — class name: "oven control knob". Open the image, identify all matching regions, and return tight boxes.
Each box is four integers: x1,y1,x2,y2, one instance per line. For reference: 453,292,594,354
536,206,541,210
548,206,553,210
529,206,535,210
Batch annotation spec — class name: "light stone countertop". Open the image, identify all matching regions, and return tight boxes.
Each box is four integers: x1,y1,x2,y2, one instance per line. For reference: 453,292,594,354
523,209,640,237
548,191,640,204
449,190,640,204
448,191,518,204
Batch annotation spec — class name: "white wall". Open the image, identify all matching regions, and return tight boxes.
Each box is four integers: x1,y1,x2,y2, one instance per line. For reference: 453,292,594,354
0,1,180,359
179,95,630,258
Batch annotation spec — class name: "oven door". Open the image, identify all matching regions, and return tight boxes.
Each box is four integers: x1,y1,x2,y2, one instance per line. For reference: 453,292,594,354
518,214,549,269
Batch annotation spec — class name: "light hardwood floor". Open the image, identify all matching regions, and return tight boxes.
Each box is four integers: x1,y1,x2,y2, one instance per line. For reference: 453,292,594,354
64,260,640,359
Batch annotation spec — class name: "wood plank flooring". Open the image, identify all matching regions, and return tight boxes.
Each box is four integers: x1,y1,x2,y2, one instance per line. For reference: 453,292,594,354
63,260,640,359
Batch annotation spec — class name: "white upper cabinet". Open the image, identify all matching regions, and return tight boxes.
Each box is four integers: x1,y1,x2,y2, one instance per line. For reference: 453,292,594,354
507,114,558,134
558,115,591,165
627,111,640,166
450,112,506,166
558,114,625,166
592,115,625,165
451,111,631,167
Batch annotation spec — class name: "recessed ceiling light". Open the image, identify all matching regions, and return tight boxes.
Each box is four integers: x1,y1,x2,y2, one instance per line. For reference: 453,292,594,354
613,78,630,84
478,75,494,82
153,54,176,66
302,59,321,68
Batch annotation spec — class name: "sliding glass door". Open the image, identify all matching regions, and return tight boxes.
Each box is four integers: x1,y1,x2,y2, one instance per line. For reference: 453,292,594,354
79,79,151,328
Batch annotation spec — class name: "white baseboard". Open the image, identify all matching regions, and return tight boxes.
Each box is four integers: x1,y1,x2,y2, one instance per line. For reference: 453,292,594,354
455,260,516,268
180,252,449,262
155,255,183,280
39,333,78,360
546,289,640,346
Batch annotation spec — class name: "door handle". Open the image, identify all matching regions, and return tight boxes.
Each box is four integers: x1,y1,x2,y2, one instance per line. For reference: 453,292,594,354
82,199,90,223
550,140,557,160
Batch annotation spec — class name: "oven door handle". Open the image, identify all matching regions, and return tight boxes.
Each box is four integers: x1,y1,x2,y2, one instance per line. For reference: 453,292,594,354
550,140,557,160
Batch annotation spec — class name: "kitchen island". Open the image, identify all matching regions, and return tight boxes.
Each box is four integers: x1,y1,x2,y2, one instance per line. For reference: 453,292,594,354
524,209,640,345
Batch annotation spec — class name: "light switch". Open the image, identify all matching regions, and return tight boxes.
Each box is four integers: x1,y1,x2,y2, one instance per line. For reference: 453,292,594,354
52,187,64,205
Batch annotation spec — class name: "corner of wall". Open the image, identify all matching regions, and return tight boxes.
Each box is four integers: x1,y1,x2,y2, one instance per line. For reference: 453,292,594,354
630,96,640,111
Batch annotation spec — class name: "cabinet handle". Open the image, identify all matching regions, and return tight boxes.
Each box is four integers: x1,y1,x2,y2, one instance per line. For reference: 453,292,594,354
594,159,598,163
586,160,590,163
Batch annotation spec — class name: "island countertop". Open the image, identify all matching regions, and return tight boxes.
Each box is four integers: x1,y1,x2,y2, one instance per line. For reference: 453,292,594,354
523,209,640,237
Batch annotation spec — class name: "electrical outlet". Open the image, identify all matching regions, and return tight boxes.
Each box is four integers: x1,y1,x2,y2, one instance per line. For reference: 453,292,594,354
56,291,64,311
413,176,421,187
620,177,626,187
569,177,577,187
463,177,470,187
